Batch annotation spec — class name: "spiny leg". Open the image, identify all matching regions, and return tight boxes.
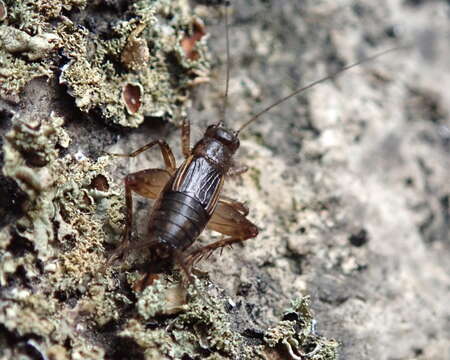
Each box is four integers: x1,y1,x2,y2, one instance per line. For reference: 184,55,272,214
107,168,171,265
186,199,258,267
218,195,249,216
107,139,177,173
227,164,249,177
181,117,191,158
106,139,175,264
174,249,212,305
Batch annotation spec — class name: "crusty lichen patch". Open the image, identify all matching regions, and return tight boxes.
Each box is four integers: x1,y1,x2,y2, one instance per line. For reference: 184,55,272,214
118,274,337,359
0,1,341,359
1,0,209,126
0,106,123,357
262,297,338,360
0,107,337,358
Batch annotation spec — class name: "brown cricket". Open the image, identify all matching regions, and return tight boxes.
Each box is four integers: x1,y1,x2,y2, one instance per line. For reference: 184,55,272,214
107,6,402,279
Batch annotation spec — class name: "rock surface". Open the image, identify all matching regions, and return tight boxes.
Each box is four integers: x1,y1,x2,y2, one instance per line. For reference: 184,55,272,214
1,0,449,359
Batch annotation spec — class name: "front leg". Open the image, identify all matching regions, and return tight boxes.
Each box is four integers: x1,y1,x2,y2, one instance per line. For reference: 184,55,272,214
227,163,248,177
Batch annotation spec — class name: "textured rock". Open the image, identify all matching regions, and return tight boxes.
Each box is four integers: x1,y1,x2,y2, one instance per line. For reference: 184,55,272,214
1,0,449,359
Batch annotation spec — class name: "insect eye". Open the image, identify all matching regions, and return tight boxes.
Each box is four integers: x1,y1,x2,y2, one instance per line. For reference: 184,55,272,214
215,128,234,144
205,126,239,151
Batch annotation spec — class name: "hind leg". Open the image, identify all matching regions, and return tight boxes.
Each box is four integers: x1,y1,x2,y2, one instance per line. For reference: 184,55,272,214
106,139,176,264
186,198,258,267
107,168,171,265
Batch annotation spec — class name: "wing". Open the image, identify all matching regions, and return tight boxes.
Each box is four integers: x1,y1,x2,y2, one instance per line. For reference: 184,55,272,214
172,156,224,215
126,168,171,199
206,198,258,237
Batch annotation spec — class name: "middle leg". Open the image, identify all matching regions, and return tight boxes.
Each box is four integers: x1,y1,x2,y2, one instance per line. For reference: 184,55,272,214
107,139,177,173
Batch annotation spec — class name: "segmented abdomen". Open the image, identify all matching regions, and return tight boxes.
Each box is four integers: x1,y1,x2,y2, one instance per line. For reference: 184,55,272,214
148,191,209,251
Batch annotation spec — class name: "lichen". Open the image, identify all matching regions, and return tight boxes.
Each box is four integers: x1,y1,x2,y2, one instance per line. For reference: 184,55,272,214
262,297,338,360
0,1,339,359
0,103,127,357
120,280,338,360
57,0,210,127
0,51,53,103
1,0,209,126
6,113,69,167
0,24,60,60
120,275,248,359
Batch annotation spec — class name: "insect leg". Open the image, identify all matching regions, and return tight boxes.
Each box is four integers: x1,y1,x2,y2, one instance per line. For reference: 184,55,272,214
227,164,249,177
124,169,171,199
107,168,170,265
217,195,249,216
186,200,258,266
107,139,177,173
181,117,191,158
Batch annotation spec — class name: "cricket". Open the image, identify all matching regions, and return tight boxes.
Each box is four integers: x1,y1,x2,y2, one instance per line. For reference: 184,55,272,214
107,3,402,281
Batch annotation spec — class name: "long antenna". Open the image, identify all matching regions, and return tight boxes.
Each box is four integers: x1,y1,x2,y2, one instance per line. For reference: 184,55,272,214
220,1,231,125
237,46,407,133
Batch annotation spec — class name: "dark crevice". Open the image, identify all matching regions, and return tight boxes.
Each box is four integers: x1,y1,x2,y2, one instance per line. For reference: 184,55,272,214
348,229,369,247
0,324,46,360
284,248,306,275
105,336,146,360
0,176,29,230
6,229,35,256
241,327,265,345
53,288,83,307
236,281,252,297
404,0,425,7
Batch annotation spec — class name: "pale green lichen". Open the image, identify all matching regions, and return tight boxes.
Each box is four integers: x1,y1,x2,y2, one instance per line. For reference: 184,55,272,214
57,0,210,127
1,102,127,356
6,113,69,166
0,0,66,101
120,275,248,359
6,0,86,33
0,51,53,102
0,24,60,60
1,0,209,126
120,279,338,360
263,297,338,360
137,276,188,319
0,1,339,359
